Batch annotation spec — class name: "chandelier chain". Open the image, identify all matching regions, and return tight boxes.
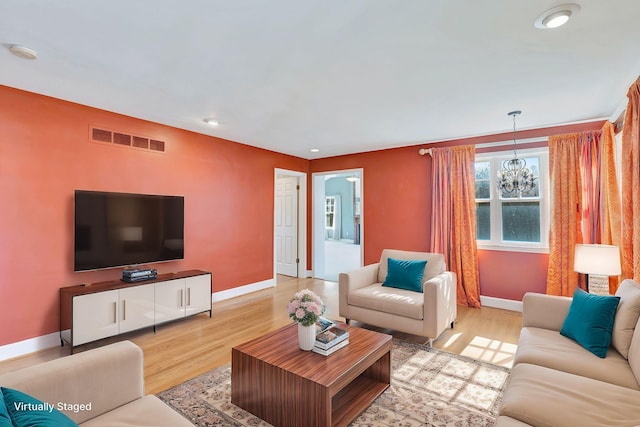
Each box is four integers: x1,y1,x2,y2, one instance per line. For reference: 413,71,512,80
512,113,517,157
508,110,522,158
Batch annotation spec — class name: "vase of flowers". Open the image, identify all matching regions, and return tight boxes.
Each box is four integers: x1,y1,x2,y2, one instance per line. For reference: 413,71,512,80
287,289,325,350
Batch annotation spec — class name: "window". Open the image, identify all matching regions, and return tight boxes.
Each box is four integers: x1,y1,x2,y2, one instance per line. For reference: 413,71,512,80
475,149,549,252
325,196,336,229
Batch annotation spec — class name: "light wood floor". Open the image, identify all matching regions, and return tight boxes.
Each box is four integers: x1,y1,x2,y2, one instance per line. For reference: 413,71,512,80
0,276,522,394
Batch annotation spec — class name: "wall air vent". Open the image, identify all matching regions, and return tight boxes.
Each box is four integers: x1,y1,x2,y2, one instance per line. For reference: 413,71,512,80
92,128,112,143
150,140,165,152
132,136,149,149
89,126,165,153
113,132,131,146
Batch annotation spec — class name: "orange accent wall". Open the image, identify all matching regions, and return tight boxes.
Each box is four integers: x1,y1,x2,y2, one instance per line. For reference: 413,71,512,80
0,85,308,346
478,250,549,300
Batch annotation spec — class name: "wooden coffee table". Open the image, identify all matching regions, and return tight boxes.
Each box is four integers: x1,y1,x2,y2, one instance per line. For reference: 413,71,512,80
231,323,392,427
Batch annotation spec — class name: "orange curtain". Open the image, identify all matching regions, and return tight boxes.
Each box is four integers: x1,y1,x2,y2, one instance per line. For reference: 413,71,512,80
579,131,601,244
621,78,640,282
601,122,622,292
547,133,583,296
430,148,452,259
430,145,481,307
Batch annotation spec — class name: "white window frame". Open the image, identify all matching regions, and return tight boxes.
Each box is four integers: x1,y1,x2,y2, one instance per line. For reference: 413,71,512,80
325,196,336,229
475,147,550,253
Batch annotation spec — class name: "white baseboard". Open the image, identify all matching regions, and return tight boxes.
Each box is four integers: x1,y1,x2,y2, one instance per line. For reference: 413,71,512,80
0,332,61,362
480,296,523,312
211,278,275,302
304,270,313,278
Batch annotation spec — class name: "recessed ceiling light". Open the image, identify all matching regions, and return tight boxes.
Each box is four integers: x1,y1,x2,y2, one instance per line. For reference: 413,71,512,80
534,4,580,29
543,11,571,28
203,118,219,126
9,44,38,60
310,148,320,153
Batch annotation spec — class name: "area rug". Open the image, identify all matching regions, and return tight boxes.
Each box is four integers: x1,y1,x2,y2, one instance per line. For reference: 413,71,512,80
158,339,510,426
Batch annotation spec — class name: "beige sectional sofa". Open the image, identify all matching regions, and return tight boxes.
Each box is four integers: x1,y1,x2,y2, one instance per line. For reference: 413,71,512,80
0,340,194,426
496,280,640,427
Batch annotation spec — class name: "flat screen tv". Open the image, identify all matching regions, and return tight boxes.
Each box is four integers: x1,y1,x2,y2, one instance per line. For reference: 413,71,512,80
74,190,184,272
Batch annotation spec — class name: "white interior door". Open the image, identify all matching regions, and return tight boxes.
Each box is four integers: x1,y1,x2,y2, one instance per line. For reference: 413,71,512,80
275,176,298,277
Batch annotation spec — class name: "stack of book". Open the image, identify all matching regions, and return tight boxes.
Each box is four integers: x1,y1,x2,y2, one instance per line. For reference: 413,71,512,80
313,324,349,356
315,317,335,334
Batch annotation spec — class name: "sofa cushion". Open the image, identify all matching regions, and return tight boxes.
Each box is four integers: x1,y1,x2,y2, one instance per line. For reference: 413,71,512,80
493,416,531,427
612,279,640,359
500,363,640,427
2,387,77,427
377,249,445,284
514,326,639,390
382,258,427,293
629,320,640,387
348,283,423,320
560,288,620,358
79,395,193,427
0,389,13,427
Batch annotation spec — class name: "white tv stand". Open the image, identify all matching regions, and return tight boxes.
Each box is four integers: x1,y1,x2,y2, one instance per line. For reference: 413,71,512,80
60,269,212,350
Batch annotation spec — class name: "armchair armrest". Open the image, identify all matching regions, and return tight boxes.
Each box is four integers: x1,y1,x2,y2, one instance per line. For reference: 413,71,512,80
338,263,380,319
522,292,572,331
423,271,457,337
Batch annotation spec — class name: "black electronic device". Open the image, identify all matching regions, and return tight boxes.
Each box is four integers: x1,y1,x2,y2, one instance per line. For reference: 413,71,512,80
121,268,158,282
74,190,184,272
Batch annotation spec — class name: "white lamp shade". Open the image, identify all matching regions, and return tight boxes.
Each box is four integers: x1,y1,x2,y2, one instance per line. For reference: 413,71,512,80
574,244,621,276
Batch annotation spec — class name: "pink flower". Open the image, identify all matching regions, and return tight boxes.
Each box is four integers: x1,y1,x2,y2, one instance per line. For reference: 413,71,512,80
287,300,300,315
287,288,325,324
307,302,322,315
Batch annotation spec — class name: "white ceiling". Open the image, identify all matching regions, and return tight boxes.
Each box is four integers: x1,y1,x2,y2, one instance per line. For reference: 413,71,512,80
2,1,640,159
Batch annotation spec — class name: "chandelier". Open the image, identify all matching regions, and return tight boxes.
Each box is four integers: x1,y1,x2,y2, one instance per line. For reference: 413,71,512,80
496,110,536,196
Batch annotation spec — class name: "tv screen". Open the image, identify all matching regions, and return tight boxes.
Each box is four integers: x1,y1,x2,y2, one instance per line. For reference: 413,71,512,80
74,190,184,271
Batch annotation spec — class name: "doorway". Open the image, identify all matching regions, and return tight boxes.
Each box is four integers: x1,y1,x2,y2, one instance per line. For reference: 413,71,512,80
312,169,363,281
274,169,307,279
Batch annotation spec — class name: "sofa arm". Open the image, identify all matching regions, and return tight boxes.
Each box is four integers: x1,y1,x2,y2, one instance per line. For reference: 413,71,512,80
0,340,144,424
338,263,380,319
423,271,457,338
522,292,572,331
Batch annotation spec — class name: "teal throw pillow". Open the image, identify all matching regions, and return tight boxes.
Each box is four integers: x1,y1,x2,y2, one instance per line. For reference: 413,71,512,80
382,258,427,293
2,387,78,427
560,288,620,358
0,388,13,427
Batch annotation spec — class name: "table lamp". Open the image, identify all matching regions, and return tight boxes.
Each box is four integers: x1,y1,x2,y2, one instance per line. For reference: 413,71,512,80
574,244,621,295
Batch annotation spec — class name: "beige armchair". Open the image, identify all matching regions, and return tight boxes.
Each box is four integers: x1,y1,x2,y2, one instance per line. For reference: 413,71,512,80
339,249,457,345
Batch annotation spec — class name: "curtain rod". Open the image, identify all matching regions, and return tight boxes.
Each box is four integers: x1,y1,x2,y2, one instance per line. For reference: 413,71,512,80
418,137,549,156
